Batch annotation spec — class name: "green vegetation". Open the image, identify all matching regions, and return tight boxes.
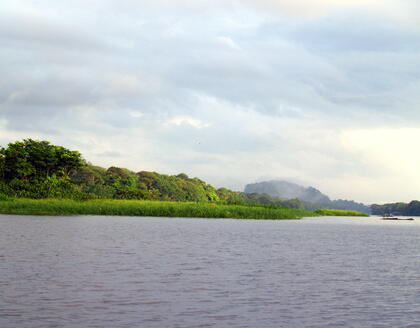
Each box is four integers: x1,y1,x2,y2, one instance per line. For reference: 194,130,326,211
371,201,420,216
0,139,315,208
0,198,316,220
0,139,369,219
0,139,220,202
71,166,219,202
0,139,84,181
314,209,369,217
244,180,371,214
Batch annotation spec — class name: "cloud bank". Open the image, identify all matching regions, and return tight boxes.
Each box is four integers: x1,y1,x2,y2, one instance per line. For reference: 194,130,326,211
1,0,419,203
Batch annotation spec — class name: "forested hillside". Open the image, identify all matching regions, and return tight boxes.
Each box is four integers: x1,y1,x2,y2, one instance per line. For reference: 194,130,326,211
245,180,370,213
0,139,222,202
0,139,311,209
245,180,331,204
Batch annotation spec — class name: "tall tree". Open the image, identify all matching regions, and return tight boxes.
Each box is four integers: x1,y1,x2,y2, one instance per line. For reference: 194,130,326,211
0,147,5,180
1,139,85,181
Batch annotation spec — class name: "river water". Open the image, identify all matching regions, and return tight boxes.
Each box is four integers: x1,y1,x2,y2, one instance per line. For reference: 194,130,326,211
1,215,419,328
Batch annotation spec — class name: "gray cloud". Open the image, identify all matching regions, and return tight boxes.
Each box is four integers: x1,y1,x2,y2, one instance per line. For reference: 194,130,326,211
0,0,419,202
291,15,420,52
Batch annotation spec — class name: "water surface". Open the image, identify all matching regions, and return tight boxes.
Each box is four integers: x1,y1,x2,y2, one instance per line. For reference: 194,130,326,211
1,215,419,328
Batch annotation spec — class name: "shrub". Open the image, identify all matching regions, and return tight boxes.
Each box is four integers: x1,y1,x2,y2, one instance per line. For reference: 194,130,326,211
0,193,11,201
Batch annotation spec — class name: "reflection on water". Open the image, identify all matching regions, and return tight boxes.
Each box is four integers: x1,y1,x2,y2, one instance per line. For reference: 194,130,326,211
1,215,419,328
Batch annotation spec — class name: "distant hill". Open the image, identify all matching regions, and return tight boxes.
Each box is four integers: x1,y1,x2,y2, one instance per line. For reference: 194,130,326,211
245,180,331,204
244,180,370,214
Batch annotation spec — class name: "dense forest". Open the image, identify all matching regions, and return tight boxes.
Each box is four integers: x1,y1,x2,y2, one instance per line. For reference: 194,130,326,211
0,139,312,209
371,201,420,216
0,139,220,202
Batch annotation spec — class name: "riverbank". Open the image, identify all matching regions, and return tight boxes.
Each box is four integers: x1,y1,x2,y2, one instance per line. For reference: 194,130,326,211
0,198,318,220
0,198,370,219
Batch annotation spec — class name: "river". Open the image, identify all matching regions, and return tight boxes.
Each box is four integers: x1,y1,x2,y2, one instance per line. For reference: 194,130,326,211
1,215,419,328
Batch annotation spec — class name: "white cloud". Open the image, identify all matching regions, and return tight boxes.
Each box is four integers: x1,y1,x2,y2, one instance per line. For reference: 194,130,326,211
166,117,211,129
120,0,420,25
0,0,419,203
244,0,383,17
216,36,241,50
129,111,144,118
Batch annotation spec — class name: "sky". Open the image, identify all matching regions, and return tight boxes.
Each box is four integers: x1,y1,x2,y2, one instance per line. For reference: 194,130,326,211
0,0,419,204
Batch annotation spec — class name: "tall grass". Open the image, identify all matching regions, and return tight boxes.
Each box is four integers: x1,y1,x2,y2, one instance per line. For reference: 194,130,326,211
0,198,317,220
314,209,369,217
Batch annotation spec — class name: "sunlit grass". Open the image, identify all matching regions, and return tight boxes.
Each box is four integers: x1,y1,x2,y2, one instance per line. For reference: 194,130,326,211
0,198,317,220
314,209,369,217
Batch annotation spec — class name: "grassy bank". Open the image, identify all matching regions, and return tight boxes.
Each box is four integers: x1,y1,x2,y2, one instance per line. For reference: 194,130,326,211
314,209,369,217
0,198,318,220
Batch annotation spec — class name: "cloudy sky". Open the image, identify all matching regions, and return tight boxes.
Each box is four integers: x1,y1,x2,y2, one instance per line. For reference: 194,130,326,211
1,0,419,204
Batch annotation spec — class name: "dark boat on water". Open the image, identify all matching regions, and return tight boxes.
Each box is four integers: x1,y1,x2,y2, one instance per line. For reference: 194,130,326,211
382,215,415,221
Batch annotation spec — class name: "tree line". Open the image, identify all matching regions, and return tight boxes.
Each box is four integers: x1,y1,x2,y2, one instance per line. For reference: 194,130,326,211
371,201,420,216
1,139,392,213
0,139,309,207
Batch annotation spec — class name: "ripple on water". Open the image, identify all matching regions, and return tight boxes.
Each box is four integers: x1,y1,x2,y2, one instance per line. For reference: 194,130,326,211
0,215,419,328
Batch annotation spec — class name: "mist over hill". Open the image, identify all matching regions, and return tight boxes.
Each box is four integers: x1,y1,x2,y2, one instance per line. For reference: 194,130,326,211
245,181,330,204
245,180,370,214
